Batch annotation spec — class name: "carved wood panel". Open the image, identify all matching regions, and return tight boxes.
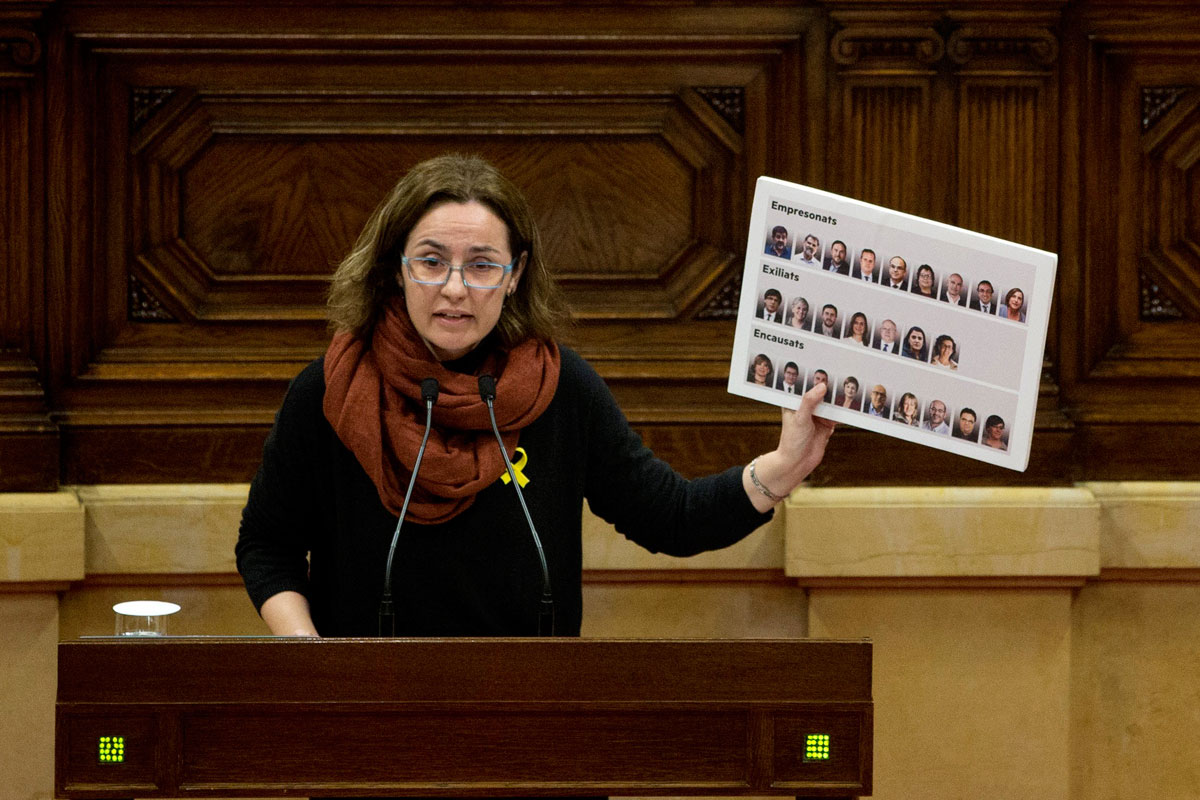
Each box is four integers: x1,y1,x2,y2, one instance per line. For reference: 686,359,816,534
956,81,1048,248
827,12,1060,245
1069,10,1200,368
820,5,1070,481
28,1,818,484
0,5,57,490
1138,88,1200,320
2,1,1200,487
1055,1,1200,475
121,89,745,322
838,82,934,218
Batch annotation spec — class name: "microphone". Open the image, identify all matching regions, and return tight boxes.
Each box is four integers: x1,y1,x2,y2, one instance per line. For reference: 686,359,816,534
478,374,554,635
379,377,439,636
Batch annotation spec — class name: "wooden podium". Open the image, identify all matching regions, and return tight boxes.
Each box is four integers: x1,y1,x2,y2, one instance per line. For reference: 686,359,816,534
56,638,872,798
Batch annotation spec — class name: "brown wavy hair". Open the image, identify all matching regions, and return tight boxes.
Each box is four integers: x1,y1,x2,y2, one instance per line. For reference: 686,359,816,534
327,153,570,345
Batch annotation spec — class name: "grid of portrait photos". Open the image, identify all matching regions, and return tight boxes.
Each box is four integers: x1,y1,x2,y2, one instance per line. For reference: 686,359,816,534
728,177,1057,471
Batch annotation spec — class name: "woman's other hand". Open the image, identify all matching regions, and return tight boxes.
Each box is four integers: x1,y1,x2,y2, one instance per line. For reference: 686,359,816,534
742,382,836,512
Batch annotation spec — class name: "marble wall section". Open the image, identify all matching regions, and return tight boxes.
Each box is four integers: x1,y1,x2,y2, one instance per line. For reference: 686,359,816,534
1,483,1197,800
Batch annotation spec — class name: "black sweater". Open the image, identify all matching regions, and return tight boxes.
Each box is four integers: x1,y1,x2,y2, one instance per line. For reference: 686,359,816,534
236,346,772,637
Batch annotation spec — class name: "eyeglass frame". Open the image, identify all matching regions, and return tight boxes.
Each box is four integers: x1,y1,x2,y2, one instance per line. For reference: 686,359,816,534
399,254,520,290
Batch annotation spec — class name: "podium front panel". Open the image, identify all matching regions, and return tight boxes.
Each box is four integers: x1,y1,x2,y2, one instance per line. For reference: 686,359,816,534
56,638,872,798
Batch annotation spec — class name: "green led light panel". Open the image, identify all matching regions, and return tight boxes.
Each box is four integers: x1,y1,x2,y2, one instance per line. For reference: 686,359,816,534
804,733,830,762
98,736,125,763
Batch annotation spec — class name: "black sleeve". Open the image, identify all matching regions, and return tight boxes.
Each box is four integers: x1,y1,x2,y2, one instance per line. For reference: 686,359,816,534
235,360,327,613
572,352,773,557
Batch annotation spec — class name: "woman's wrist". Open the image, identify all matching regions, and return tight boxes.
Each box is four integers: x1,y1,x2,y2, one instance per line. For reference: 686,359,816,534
748,456,785,503
261,590,319,637
742,451,803,512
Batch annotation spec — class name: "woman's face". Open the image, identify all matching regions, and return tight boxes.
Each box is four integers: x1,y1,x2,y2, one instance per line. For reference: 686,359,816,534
793,300,808,322
844,381,858,399
908,329,924,351
852,316,866,335
754,360,770,380
1008,290,1024,312
400,201,524,361
903,395,917,416
918,268,933,290
940,338,954,358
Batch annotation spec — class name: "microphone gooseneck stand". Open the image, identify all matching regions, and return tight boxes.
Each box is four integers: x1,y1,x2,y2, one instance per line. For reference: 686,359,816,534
378,378,439,636
478,374,555,635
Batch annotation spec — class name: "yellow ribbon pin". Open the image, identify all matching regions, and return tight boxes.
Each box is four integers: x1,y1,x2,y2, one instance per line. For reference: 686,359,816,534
500,446,530,488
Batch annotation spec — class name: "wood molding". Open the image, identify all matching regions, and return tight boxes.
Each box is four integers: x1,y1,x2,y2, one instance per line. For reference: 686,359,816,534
68,572,245,587
583,569,788,584
945,25,1059,67
0,2,51,73
1096,568,1200,583
0,352,58,490
798,576,1087,589
0,25,41,69
0,581,70,593
829,26,944,68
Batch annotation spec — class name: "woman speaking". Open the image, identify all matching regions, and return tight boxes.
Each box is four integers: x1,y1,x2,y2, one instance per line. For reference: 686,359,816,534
236,154,834,639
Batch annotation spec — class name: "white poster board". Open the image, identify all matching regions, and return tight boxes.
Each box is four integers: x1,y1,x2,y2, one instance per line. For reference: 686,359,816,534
728,177,1057,471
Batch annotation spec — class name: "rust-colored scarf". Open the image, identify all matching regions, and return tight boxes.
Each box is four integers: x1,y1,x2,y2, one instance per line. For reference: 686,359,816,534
323,299,561,524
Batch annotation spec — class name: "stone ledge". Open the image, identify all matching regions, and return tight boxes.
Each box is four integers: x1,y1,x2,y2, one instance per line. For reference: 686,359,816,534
784,487,1100,580
63,487,786,575
581,500,784,570
0,490,84,582
73,484,249,575
1082,482,1200,569
3,482,1194,581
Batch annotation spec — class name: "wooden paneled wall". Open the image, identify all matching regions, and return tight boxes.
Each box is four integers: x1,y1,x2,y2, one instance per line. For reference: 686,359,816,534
1,0,1198,490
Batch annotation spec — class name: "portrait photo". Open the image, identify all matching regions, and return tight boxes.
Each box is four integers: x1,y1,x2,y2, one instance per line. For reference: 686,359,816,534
931,333,960,370
816,303,841,338
1000,287,1027,323
806,368,833,402
765,224,791,260
776,361,803,394
835,376,862,411
843,311,871,347
883,255,909,290
969,279,998,314
794,233,823,268
901,325,929,362
910,263,937,300
953,407,980,442
756,287,784,323
746,352,774,387
920,399,951,435
786,295,813,331
940,272,968,306
982,414,1010,450
864,383,891,419
893,391,921,426
852,248,881,283
823,239,852,275
872,318,901,355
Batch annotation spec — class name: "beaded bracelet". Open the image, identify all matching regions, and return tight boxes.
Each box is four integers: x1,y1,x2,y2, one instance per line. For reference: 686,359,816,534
748,456,784,503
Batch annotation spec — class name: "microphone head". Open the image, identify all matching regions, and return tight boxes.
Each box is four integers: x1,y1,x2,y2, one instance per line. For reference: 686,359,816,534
477,374,497,402
420,378,439,404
